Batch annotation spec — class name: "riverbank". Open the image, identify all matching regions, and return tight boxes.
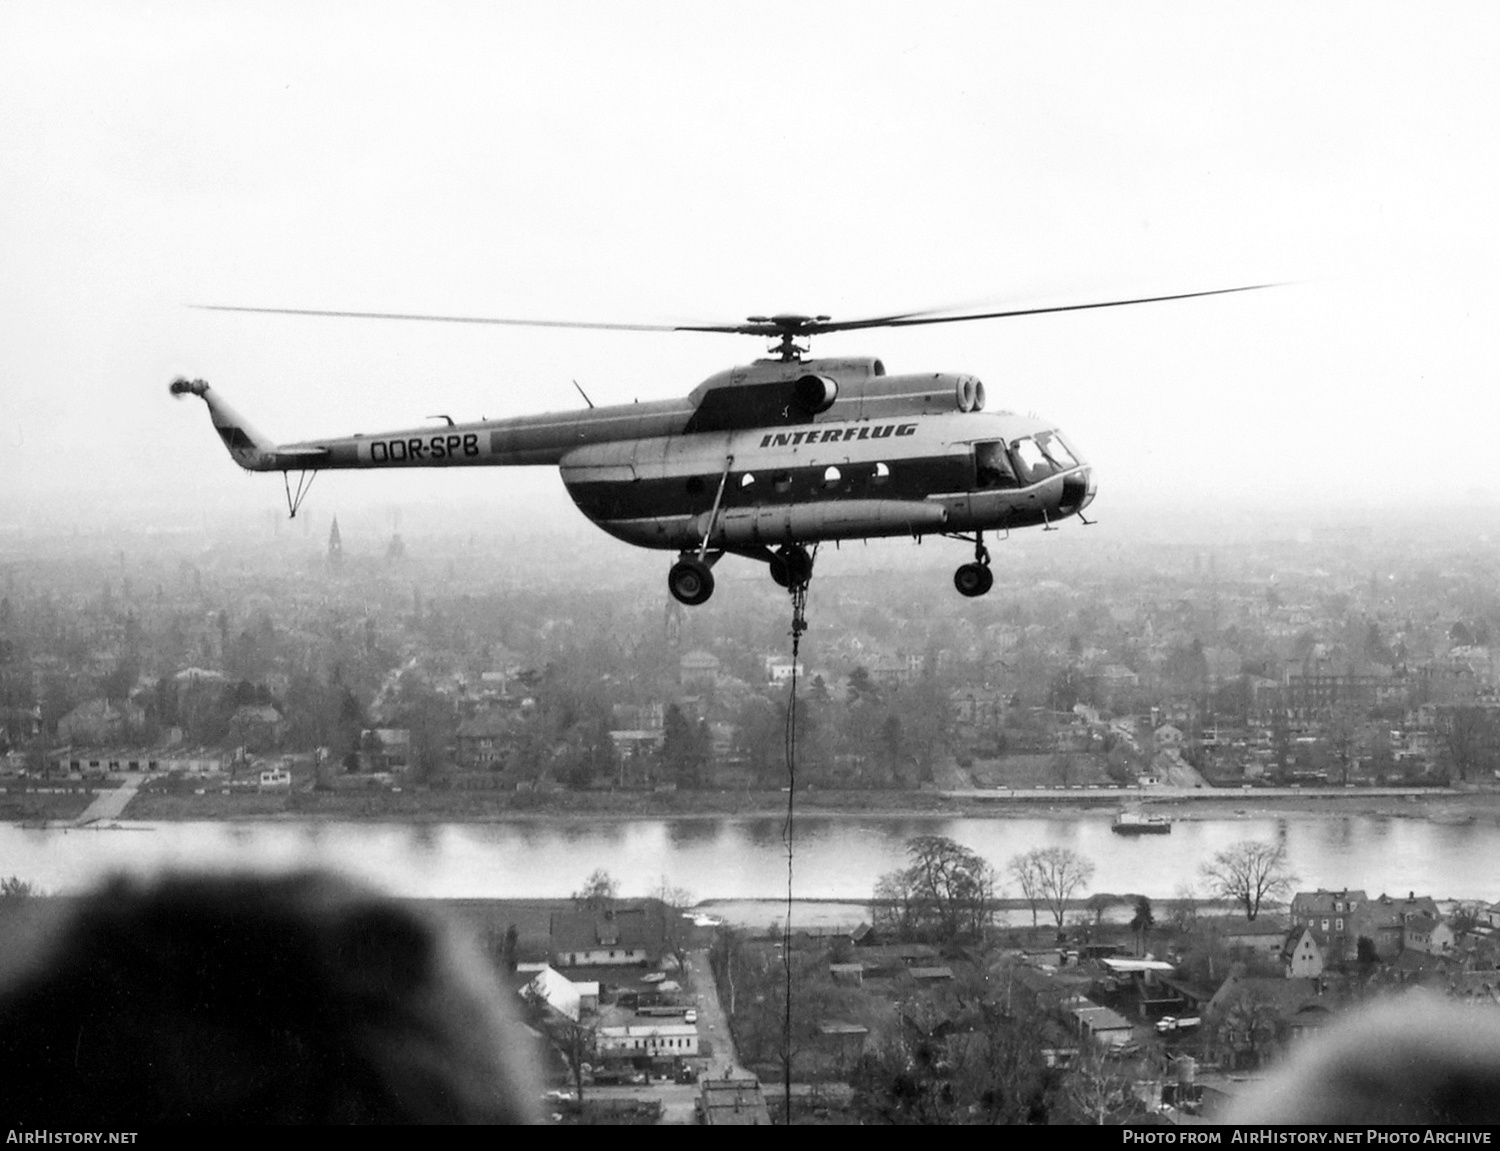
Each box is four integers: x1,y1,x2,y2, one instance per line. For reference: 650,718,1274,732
55,778,1500,827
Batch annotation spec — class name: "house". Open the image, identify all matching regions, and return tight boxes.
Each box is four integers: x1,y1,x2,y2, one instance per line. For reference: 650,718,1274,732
596,1021,698,1061
1289,889,1370,963
829,962,864,986
1216,918,1289,965
868,655,913,689
550,903,667,968
608,729,664,761
1367,892,1440,958
699,1078,771,1125
1282,926,1327,979
1404,916,1457,957
816,1021,869,1069
524,965,598,1022
908,966,954,983
361,727,410,771
1066,996,1136,1048
764,656,804,686
455,711,513,769
679,650,720,687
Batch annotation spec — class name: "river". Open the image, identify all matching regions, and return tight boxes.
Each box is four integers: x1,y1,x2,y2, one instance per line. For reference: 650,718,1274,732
2,811,1492,906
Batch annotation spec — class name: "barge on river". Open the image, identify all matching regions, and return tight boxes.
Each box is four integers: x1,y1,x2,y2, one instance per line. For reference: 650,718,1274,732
1111,811,1172,835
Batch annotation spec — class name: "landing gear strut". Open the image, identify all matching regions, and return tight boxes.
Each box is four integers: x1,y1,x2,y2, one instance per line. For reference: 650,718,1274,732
668,552,720,606
953,533,994,598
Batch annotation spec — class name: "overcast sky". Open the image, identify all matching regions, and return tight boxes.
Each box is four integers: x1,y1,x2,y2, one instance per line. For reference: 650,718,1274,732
3,2,1499,538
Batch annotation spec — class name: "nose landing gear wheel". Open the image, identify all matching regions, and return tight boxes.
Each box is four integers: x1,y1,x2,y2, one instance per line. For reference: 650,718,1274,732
669,557,716,605
954,562,994,598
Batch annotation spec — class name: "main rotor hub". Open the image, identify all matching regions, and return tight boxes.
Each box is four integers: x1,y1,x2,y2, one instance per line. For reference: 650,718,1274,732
745,313,831,361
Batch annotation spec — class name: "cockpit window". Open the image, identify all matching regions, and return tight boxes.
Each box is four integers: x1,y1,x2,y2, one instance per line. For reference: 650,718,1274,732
974,441,1018,489
1036,432,1077,469
1008,438,1056,484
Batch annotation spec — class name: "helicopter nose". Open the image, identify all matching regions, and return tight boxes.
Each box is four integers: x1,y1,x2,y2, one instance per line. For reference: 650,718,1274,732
1060,466,1095,516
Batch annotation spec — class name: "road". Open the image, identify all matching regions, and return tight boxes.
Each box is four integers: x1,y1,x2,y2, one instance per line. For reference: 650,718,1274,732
73,775,144,824
684,945,750,1081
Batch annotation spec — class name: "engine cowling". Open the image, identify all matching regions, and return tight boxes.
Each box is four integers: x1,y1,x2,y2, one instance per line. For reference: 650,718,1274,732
793,374,838,414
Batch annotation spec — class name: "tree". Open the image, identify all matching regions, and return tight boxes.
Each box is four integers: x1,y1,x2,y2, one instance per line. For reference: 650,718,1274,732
661,703,708,787
1168,884,1199,932
555,1017,596,1100
846,666,880,706
1211,986,1280,1070
1008,852,1044,929
852,995,1065,1125
1065,1043,1133,1125
386,669,452,782
1443,706,1499,782
572,868,618,911
873,835,994,941
1084,892,1121,928
652,876,695,973
1129,896,1155,956
1017,846,1095,934
1200,840,1296,921
1,876,35,899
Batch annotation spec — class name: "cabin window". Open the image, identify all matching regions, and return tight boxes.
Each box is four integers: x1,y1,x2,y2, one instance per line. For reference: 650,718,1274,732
822,466,842,489
685,476,706,495
975,441,1018,489
774,473,793,493
872,461,891,486
740,473,755,488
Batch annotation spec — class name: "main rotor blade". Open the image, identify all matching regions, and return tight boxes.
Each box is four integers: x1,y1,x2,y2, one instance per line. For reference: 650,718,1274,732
192,304,692,333
194,282,1281,339
808,283,1283,334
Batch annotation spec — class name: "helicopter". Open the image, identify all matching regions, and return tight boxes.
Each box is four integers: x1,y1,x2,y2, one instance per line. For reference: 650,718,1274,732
172,287,1268,605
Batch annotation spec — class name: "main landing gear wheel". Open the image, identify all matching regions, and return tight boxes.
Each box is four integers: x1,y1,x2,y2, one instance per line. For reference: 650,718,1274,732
954,562,994,598
769,544,814,589
668,557,716,606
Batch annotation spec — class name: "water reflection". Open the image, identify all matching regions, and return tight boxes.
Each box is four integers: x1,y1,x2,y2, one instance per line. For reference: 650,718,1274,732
3,813,1497,902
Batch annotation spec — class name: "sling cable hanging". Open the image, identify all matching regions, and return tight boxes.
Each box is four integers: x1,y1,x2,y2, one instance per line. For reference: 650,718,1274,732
779,547,814,1123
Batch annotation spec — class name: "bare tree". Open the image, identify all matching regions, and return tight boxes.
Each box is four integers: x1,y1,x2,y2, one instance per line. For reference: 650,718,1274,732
1200,840,1296,921
553,1016,596,1100
652,876,695,975
1066,1043,1132,1124
651,875,694,909
1169,883,1199,934
1008,852,1043,928
1210,987,1281,1070
1021,846,1095,933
